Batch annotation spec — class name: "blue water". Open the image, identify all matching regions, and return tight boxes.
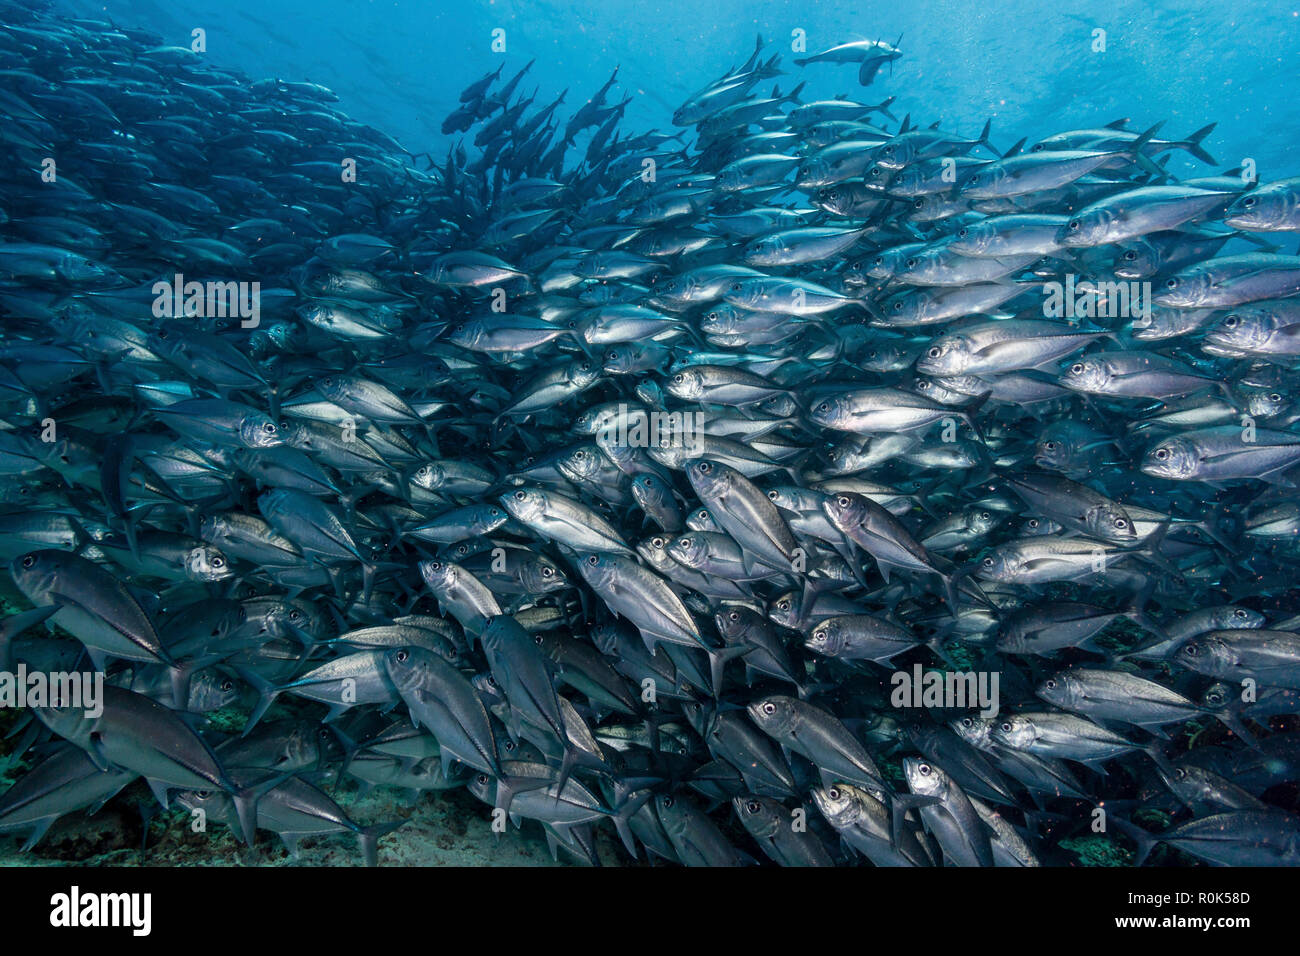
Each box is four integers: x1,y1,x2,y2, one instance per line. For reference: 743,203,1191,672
58,0,1300,177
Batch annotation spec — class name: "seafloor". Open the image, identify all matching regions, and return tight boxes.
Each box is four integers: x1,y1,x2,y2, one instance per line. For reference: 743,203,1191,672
0,699,631,867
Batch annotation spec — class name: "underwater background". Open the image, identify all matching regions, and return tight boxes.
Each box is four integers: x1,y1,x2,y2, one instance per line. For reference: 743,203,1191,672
0,0,1298,868
56,0,1300,178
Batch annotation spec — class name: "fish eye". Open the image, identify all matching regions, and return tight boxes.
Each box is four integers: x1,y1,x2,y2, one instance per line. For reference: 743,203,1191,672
263,422,276,433
514,490,526,500
1000,721,1012,732
486,675,497,688
912,199,924,209
698,462,711,473
196,790,211,799
1114,518,1127,528
395,649,409,663
767,490,779,500
961,717,974,727
677,537,690,548
828,787,840,799
837,495,850,507
21,554,35,569
761,702,775,715
927,347,941,358
918,763,932,775
586,555,599,566
817,401,830,413
1224,315,1239,328
1184,644,1199,656
220,679,234,691
981,512,990,520
905,257,917,268
1270,393,1282,403
1123,250,1137,261
662,796,675,808
1028,519,1039,528
982,557,994,568
1067,220,1080,231
672,374,683,383
728,610,739,621
1044,441,1057,450
745,800,761,813
652,536,664,547
892,301,904,312
533,634,543,645
1155,447,1170,460
212,556,225,567
1243,196,1257,207
957,227,968,238
1165,278,1178,290
1045,679,1057,690
476,774,489,785
778,600,790,611
1234,608,1248,618
1070,363,1083,374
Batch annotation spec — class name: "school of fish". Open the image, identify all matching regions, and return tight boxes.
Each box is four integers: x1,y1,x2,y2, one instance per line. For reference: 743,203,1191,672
2,6,1300,867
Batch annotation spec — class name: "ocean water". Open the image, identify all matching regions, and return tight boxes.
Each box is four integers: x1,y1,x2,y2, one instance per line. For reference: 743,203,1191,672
56,0,1300,176
1,0,1299,871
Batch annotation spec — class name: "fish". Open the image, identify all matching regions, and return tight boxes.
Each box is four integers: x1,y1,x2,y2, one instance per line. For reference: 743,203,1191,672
0,9,1297,872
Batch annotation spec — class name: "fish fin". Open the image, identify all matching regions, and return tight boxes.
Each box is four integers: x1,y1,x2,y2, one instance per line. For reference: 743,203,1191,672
1128,122,1165,176
1106,814,1159,866
0,606,60,668
19,816,59,852
233,667,281,734
357,820,405,867
890,793,941,848
145,777,172,809
611,789,652,860
1182,123,1218,165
